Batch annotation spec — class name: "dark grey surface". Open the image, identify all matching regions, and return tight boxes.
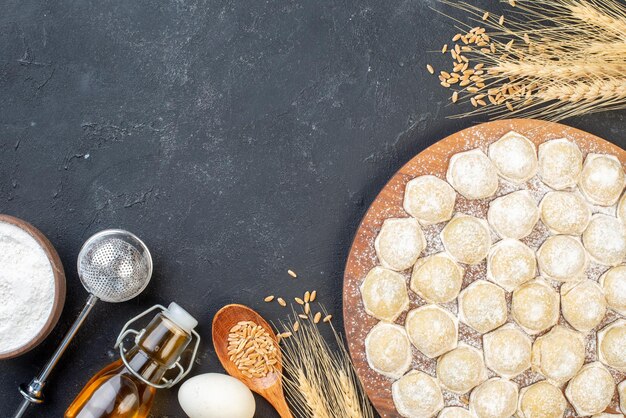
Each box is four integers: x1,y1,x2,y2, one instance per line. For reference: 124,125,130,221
1,0,624,417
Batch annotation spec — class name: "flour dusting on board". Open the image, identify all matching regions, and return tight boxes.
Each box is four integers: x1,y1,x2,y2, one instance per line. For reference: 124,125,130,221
344,122,626,418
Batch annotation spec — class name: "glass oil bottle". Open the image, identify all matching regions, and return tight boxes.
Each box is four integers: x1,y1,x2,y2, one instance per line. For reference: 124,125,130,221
65,303,200,418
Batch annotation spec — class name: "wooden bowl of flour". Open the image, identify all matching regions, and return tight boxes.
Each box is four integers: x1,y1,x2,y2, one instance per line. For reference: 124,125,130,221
0,214,66,360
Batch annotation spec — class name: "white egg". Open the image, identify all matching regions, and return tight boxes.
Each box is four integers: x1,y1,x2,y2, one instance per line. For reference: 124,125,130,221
178,373,256,418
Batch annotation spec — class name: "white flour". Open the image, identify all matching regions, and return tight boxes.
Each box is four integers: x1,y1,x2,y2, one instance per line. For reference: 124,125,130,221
0,221,55,354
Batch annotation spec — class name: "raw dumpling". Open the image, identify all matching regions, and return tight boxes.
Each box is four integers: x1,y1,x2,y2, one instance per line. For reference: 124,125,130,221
531,326,585,384
436,344,488,394
410,253,464,303
360,266,409,322
511,279,560,334
517,381,567,418
487,239,536,292
404,175,456,225
539,191,591,235
561,280,607,333
405,305,458,358
579,153,625,206
447,149,499,200
392,371,444,418
364,322,412,379
537,235,587,281
488,131,537,183
487,191,539,240
597,319,626,372
375,218,425,271
582,214,626,266
441,215,492,265
483,324,531,378
538,138,583,190
469,378,519,418
600,265,626,315
458,281,507,334
438,407,473,418
565,362,616,416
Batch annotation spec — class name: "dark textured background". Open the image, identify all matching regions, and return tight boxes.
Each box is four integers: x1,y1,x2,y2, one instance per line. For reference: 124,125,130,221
1,0,624,417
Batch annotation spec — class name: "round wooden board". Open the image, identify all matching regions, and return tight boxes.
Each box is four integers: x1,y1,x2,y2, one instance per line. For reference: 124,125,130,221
343,119,626,417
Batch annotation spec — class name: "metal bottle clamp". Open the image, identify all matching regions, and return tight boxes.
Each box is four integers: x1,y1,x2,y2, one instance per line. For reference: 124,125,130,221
114,304,200,389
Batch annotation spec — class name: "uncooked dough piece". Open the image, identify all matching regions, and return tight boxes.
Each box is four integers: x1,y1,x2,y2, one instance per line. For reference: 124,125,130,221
579,153,625,206
392,370,444,418
375,217,425,271
537,235,587,281
511,279,560,334
538,138,583,190
561,280,607,333
600,265,626,315
539,191,591,235
441,215,492,265
438,407,473,418
483,324,531,378
405,305,458,358
403,175,457,225
458,280,507,334
446,149,499,200
469,378,519,418
410,253,464,303
487,190,539,240
487,239,536,292
488,131,537,183
531,326,585,384
360,266,409,322
565,362,616,416
598,319,626,372
583,214,626,266
364,322,412,379
436,344,488,394
617,380,626,415
517,381,567,418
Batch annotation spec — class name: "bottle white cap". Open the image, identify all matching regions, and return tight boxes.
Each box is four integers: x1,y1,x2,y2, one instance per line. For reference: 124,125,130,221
164,302,198,333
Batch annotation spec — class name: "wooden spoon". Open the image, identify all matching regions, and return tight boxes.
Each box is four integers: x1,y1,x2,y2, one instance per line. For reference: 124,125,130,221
212,304,294,418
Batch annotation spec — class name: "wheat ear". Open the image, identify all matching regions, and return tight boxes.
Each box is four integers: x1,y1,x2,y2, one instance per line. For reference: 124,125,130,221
279,308,374,418
296,370,333,418
432,0,626,120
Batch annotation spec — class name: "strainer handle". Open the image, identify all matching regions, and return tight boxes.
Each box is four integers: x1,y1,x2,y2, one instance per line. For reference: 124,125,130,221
14,294,99,418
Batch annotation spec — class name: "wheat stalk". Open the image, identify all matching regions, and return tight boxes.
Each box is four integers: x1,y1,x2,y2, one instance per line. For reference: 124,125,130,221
279,309,374,418
338,370,362,418
491,61,626,78
296,370,332,418
431,0,626,120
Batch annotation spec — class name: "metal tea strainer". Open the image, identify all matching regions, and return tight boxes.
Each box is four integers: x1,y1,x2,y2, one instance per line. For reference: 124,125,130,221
13,229,153,418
